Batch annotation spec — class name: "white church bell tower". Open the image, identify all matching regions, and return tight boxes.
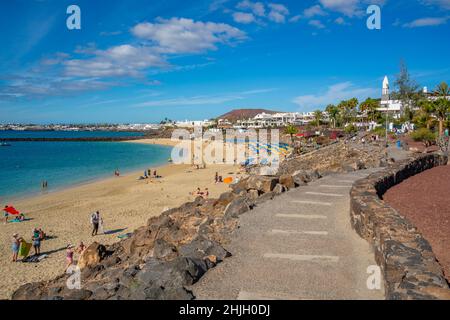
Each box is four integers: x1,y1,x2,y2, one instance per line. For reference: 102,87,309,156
382,76,389,101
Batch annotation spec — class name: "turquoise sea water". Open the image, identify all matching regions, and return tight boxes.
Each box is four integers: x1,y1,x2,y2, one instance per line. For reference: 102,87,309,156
0,130,143,139
0,131,172,200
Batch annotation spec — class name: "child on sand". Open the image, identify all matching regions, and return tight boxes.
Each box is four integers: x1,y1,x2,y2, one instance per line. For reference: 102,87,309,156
65,245,74,272
11,233,24,262
76,241,86,254
32,229,41,256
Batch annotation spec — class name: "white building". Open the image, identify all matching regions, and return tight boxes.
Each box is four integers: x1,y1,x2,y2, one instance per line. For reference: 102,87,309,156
379,76,403,116
234,111,328,129
175,119,215,128
378,76,450,117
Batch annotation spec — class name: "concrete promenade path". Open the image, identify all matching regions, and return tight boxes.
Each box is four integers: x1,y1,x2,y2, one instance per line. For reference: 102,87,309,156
192,169,385,300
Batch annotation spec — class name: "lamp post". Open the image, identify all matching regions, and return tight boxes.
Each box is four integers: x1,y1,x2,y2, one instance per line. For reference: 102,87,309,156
385,109,389,161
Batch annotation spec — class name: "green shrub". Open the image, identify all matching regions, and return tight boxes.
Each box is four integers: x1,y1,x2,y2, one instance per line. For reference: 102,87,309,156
411,128,437,144
344,124,358,134
371,126,386,137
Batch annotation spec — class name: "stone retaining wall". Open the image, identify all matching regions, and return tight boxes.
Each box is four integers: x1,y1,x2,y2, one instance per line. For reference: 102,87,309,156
350,153,450,300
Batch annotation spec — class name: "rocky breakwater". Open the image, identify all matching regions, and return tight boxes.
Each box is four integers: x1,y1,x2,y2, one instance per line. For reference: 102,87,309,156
350,153,450,300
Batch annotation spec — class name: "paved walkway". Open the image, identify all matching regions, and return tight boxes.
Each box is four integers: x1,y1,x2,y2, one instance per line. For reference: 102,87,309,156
192,169,385,300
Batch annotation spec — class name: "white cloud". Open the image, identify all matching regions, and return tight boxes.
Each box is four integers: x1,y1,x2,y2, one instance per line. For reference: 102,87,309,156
209,0,230,11
334,17,349,25
421,0,450,10
293,82,378,109
134,88,275,107
64,45,166,78
319,0,361,17
236,0,266,16
268,3,290,23
308,19,326,29
289,15,302,23
403,16,449,27
316,0,387,18
303,5,328,18
233,1,289,24
233,12,256,24
131,17,246,54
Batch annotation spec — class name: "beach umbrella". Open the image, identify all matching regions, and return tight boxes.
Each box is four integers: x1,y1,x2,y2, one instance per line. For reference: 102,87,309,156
223,177,233,184
4,206,20,215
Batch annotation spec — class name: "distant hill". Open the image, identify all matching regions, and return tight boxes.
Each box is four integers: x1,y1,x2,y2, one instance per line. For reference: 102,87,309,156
218,109,279,122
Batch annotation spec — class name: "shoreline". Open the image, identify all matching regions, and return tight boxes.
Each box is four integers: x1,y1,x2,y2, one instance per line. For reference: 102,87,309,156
2,141,174,202
0,139,239,299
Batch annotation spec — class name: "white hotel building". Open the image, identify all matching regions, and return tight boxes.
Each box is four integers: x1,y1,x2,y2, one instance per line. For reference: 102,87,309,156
234,112,329,129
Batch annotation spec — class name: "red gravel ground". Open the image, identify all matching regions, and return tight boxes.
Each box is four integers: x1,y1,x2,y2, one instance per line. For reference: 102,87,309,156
384,165,450,282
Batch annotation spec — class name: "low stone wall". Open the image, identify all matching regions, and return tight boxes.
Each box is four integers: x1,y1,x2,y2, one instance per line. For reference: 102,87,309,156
350,153,450,300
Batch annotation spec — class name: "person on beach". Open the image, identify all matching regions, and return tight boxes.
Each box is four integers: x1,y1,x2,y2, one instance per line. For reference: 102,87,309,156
215,172,219,184
32,229,41,256
11,233,24,262
3,206,9,224
65,245,74,272
190,188,203,197
37,228,46,240
90,211,102,236
76,241,86,254
204,188,209,198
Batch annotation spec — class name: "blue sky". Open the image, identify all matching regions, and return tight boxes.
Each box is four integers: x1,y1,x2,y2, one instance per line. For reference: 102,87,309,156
0,0,449,124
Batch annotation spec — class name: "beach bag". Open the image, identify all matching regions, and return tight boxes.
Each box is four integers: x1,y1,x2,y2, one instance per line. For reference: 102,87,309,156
98,219,104,234
19,241,32,258
90,213,98,224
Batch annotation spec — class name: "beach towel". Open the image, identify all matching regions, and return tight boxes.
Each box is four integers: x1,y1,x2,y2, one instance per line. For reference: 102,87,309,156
22,254,48,263
118,233,132,239
19,241,32,258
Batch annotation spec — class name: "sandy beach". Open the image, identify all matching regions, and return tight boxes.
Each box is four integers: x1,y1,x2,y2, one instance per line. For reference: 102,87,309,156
0,141,239,299
126,138,180,147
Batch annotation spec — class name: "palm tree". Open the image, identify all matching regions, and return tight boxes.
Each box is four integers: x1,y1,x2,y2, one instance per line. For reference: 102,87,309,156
435,81,450,97
313,110,323,128
415,99,435,129
325,104,339,128
338,99,358,126
284,124,298,145
360,98,380,122
434,98,450,136
434,82,450,135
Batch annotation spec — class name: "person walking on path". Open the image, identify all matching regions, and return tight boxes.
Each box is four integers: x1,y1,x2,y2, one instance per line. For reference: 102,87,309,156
90,211,102,236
